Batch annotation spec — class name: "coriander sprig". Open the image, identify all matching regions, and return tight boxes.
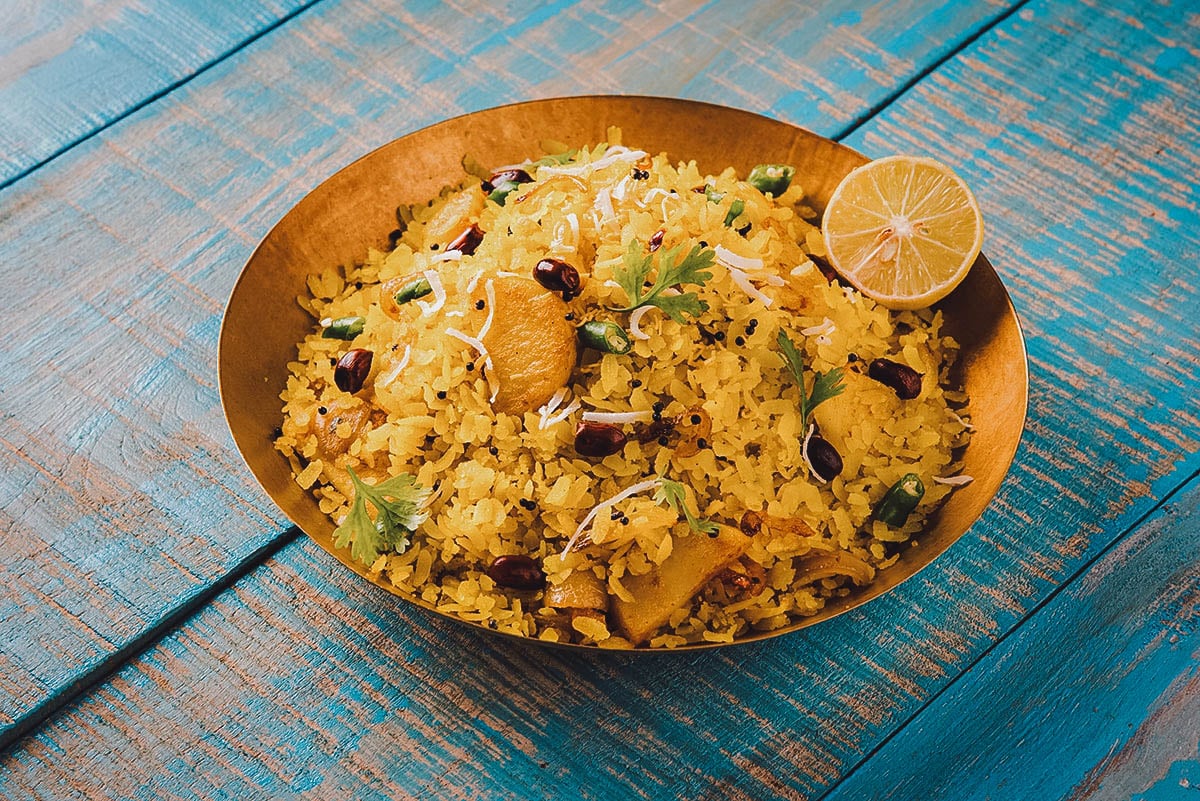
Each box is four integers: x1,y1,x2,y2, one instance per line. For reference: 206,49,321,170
333,468,430,565
777,329,846,434
610,238,715,323
654,477,720,535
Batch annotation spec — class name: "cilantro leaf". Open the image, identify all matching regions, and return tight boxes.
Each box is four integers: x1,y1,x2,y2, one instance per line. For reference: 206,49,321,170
807,369,846,416
333,468,430,565
610,239,715,323
776,329,846,429
614,238,653,310
654,477,720,535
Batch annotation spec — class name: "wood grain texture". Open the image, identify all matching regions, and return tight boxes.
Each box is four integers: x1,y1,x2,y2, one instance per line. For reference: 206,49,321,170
3,0,1197,797
2,476,1197,801
822,472,1200,801
0,0,1016,746
0,0,317,186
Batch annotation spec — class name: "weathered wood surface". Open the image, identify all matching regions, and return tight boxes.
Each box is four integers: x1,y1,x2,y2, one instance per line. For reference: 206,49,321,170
2,0,1198,797
822,473,1200,800
0,0,317,186
3,473,1196,801
0,0,1018,747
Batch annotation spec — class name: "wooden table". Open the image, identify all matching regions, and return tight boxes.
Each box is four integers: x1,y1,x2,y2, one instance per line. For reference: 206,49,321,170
2,1,1197,798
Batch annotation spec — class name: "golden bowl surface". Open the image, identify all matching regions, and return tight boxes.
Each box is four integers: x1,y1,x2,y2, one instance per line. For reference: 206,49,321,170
219,96,1028,650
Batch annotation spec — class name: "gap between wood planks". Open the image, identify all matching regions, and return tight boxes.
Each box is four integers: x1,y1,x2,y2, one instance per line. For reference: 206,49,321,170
0,0,328,195
0,527,302,753
811,464,1200,801
0,0,1037,762
834,0,1033,141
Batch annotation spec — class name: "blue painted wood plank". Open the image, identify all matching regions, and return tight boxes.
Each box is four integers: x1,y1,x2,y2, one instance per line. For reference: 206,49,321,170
1,475,1197,801
821,471,1200,801
0,0,318,186
2,0,1197,796
0,0,1017,748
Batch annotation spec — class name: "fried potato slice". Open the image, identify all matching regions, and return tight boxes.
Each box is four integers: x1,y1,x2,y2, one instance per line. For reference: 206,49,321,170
610,524,751,645
424,185,486,244
810,369,898,459
479,275,577,414
546,568,609,611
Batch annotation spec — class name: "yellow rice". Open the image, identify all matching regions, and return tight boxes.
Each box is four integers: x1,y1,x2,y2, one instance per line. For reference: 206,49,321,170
276,130,971,648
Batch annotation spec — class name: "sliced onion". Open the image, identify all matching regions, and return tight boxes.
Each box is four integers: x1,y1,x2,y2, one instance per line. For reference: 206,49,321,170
466,269,484,294
551,213,579,252
638,187,672,208
432,250,462,263
795,552,874,586
445,326,495,397
933,475,975,486
541,146,646,177
801,318,835,337
800,425,825,485
542,398,581,430
563,478,661,554
376,345,411,388
537,387,570,428
581,410,654,424
629,306,653,340
415,270,446,316
476,279,497,341
611,175,631,201
445,326,487,356
540,386,570,417
594,187,615,222
728,268,774,307
715,245,764,271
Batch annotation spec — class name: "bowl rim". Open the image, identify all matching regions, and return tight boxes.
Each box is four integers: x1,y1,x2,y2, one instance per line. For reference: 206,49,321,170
219,94,1029,652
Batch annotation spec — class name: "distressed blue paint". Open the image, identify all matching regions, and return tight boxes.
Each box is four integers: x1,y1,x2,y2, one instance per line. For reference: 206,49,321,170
0,0,318,186
1155,46,1187,73
822,474,1200,801
1138,759,1199,801
1,0,1198,797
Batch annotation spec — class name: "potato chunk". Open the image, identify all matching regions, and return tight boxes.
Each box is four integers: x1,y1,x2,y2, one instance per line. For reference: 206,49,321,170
479,275,577,414
610,524,751,645
313,397,373,458
546,568,608,611
424,185,486,244
811,369,898,458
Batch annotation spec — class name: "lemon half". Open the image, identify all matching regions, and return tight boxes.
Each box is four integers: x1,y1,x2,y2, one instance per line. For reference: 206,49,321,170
822,155,983,310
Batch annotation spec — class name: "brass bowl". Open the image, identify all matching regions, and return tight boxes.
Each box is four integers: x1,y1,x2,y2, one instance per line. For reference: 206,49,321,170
219,96,1028,650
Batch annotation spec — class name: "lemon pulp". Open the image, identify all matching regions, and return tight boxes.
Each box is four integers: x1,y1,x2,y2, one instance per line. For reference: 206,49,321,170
822,155,983,310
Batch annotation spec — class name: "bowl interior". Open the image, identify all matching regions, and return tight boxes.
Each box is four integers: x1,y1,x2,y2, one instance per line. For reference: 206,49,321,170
219,96,1027,649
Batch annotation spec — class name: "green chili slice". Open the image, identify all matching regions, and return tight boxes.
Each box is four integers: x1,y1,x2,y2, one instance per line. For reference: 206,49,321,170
321,315,366,340
488,181,519,206
876,473,925,527
723,198,746,227
393,276,432,305
578,320,632,355
748,163,795,196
